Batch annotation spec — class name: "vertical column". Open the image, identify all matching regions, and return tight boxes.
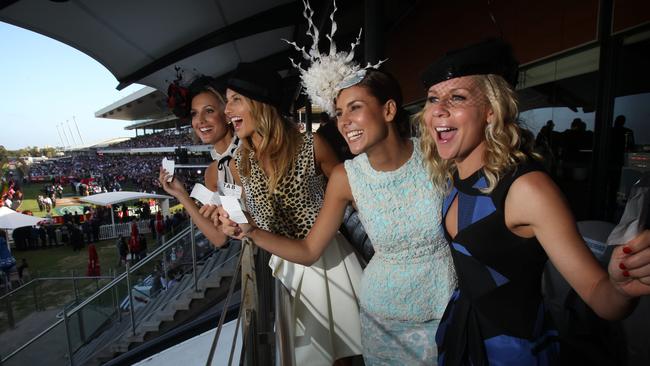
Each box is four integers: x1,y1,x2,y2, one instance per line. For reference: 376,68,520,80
190,219,198,291
125,262,136,336
591,0,620,219
364,0,384,64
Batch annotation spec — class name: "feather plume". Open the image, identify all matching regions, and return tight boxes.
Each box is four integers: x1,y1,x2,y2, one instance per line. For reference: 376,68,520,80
284,0,387,116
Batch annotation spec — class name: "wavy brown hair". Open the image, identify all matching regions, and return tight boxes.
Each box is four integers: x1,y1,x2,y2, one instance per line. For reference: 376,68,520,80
237,97,301,193
418,74,534,193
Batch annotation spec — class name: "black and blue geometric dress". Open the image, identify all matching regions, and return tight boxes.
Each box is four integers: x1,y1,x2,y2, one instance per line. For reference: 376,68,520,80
436,161,560,365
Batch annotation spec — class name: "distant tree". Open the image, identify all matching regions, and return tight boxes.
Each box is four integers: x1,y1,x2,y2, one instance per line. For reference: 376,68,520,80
0,145,7,165
42,147,57,158
16,159,29,177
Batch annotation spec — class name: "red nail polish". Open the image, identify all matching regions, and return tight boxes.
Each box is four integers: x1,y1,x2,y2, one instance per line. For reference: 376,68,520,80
623,270,630,277
619,263,627,270
623,246,632,254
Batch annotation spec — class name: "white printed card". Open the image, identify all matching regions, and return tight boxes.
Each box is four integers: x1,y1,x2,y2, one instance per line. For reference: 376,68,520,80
190,183,222,206
161,158,175,182
220,195,249,224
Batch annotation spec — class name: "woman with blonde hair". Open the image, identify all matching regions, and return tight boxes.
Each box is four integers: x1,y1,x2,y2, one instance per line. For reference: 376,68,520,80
159,75,239,246
418,38,650,365
201,62,364,366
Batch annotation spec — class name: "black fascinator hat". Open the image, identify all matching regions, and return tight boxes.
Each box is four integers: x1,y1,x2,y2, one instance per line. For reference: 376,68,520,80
226,62,283,109
421,38,519,89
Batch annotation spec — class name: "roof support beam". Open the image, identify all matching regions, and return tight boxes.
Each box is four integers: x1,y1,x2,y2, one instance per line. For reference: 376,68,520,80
116,2,299,90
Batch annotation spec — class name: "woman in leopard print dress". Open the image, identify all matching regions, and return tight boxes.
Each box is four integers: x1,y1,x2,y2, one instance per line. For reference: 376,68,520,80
217,63,364,365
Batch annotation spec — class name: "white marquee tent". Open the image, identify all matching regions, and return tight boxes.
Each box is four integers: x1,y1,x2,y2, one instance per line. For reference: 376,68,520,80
80,191,172,237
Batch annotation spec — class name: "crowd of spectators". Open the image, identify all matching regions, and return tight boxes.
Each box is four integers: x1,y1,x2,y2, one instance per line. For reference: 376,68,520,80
29,153,205,196
1,178,23,210
29,155,162,192
109,130,194,149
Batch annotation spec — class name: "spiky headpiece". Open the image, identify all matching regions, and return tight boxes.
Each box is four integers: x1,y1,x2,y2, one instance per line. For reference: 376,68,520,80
284,0,385,116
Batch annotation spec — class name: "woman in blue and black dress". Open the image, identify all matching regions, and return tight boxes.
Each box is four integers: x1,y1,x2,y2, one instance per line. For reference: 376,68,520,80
418,39,650,365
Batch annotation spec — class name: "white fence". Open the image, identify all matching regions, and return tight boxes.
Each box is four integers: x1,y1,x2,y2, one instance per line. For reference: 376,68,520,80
99,220,152,240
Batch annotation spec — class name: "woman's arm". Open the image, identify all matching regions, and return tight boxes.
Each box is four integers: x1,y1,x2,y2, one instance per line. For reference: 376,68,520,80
221,164,353,265
507,171,650,320
158,163,228,247
313,133,340,178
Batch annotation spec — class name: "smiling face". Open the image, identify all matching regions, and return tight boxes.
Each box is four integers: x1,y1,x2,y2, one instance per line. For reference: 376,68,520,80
335,85,394,155
423,76,493,168
190,91,230,145
224,88,256,140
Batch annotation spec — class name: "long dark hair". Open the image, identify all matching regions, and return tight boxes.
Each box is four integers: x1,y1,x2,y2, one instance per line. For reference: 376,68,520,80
355,69,411,138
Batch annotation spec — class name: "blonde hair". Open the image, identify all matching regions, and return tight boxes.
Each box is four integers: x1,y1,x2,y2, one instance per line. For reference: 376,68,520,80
238,97,301,193
189,88,232,144
419,74,533,193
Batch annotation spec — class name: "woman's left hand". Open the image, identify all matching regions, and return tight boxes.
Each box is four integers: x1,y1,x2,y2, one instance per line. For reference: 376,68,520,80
609,230,650,297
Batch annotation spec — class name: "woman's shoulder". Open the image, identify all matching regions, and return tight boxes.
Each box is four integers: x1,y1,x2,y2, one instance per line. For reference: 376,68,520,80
494,159,553,207
343,152,368,174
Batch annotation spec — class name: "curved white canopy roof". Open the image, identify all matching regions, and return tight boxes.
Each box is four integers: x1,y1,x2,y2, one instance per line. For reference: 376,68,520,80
0,0,297,92
80,191,172,206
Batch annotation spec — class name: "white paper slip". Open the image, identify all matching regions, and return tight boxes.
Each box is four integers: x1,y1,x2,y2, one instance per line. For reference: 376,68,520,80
190,183,222,206
220,181,243,198
162,158,175,182
220,195,249,224
607,186,650,246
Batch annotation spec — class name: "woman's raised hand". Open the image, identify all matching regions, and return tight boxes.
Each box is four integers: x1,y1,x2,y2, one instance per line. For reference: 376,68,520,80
158,168,188,199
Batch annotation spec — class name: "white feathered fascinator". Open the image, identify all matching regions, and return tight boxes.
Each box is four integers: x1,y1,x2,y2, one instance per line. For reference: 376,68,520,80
283,0,385,117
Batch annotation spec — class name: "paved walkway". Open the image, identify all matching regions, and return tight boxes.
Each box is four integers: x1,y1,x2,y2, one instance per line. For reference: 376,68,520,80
0,308,69,364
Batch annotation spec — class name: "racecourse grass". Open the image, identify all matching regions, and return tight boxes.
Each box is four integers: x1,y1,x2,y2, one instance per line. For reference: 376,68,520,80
2,182,183,332
15,182,76,218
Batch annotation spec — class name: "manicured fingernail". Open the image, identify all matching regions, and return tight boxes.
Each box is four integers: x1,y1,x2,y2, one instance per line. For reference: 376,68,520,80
623,246,632,254
623,270,630,277
619,263,626,270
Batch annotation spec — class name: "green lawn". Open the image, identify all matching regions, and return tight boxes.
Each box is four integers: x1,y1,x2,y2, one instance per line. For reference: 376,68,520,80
1,183,183,333
16,238,121,278
16,182,77,217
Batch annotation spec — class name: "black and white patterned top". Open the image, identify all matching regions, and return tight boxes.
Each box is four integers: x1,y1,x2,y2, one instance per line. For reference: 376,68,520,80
210,135,240,186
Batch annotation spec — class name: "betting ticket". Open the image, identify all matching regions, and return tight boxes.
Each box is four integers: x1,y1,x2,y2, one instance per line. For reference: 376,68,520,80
219,195,249,224
189,183,221,206
161,158,175,182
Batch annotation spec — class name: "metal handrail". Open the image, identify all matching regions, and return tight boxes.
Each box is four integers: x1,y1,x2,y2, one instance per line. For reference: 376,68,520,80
0,276,113,301
69,225,191,315
1,224,193,364
227,271,251,365
205,240,247,366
